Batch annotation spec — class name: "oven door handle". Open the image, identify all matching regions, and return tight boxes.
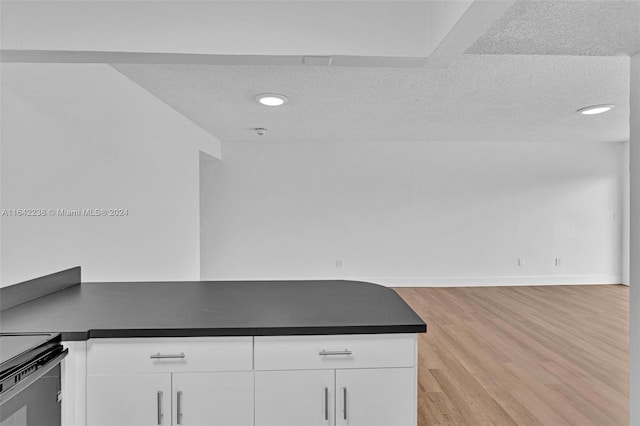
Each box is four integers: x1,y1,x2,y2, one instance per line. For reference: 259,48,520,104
0,348,68,406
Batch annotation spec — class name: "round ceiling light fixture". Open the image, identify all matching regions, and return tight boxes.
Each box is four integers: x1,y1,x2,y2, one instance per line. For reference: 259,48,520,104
256,93,288,107
577,104,615,115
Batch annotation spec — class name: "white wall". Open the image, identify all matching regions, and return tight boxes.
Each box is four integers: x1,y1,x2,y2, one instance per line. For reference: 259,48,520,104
624,140,631,285
201,140,625,286
199,152,225,280
629,52,639,426
0,63,221,286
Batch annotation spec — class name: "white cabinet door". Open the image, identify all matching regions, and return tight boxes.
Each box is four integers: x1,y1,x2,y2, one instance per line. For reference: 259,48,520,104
87,374,171,426
335,368,415,426
255,370,335,426
172,372,253,426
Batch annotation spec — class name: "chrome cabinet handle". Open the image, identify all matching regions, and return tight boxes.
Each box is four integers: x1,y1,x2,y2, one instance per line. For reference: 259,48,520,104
324,387,329,421
157,391,163,425
343,387,348,420
319,349,352,356
177,391,183,425
150,352,185,359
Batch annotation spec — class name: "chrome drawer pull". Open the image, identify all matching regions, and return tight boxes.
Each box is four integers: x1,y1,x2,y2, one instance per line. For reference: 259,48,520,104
319,349,352,356
150,352,185,359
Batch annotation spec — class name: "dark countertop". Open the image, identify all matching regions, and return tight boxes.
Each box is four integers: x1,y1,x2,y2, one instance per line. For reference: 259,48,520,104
0,280,426,341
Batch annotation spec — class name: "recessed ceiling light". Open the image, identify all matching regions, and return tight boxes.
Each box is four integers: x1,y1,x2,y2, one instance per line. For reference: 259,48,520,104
256,93,288,107
577,104,615,115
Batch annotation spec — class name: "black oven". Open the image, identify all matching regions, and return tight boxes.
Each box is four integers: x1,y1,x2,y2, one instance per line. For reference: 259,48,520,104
0,333,67,426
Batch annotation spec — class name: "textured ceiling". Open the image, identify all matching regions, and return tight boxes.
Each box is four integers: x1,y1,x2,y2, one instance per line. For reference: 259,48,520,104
112,54,629,143
467,0,640,56
110,0,635,143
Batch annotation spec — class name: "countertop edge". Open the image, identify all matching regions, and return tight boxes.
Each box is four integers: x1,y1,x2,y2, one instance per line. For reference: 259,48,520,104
59,324,427,341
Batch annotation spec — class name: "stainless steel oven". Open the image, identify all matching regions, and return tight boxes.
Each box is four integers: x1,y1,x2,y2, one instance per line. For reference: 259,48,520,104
0,333,67,426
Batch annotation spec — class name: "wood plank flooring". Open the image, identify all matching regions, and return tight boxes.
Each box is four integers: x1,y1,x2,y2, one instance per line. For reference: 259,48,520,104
395,285,629,426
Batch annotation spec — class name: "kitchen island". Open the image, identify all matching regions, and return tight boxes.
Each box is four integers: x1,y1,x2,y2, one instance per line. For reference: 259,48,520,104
0,271,426,426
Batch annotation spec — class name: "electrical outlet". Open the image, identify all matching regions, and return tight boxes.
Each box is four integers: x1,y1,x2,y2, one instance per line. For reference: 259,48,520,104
555,257,561,267
336,259,343,269
518,258,524,267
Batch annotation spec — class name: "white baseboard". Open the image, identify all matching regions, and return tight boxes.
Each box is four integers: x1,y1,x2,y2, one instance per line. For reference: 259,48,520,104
205,274,624,287
364,275,624,287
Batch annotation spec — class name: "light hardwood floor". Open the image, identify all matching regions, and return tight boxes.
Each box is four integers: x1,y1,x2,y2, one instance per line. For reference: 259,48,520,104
395,285,629,426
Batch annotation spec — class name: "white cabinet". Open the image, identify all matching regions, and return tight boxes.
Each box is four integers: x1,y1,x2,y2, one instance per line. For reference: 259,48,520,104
86,337,254,426
87,374,171,426
172,372,254,426
81,334,418,426
255,370,335,426
255,368,415,426
87,372,253,426
335,368,415,426
254,334,415,371
254,334,417,426
87,337,253,375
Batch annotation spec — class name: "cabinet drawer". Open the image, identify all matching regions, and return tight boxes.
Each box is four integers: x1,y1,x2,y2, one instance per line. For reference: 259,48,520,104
254,334,415,371
87,337,253,374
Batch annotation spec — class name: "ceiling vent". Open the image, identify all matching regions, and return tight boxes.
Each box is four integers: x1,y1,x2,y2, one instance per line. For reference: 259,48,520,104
303,56,333,66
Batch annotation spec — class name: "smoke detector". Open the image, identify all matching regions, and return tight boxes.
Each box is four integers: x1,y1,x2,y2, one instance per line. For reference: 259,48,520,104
254,128,268,136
